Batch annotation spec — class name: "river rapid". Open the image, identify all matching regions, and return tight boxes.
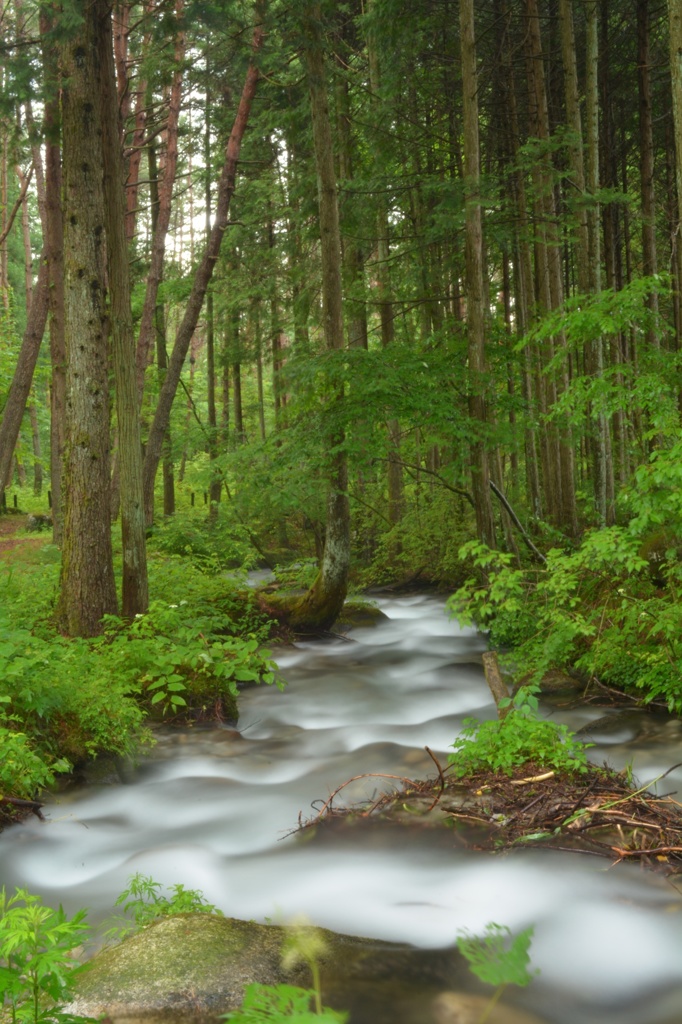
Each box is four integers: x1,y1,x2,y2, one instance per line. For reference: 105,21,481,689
1,594,682,1023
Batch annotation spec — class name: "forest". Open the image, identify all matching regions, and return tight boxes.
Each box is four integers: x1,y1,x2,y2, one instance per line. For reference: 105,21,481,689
2,0,682,811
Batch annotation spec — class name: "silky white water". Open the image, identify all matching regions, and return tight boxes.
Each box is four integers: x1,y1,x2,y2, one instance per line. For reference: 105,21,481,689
1,594,681,1023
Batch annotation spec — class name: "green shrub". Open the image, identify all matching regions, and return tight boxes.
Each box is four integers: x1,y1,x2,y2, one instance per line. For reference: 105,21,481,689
448,503,682,712
0,887,94,1024
0,721,71,801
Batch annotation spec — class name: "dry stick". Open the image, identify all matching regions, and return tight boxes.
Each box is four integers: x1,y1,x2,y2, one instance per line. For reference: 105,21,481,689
424,746,446,812
481,651,510,716
311,773,416,822
612,845,682,858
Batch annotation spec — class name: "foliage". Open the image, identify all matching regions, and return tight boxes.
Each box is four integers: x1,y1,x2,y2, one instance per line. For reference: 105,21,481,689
457,923,537,1024
448,695,591,778
0,609,146,767
224,918,344,1023
99,597,281,719
0,888,94,1024
450,446,682,713
0,550,281,789
222,984,346,1023
0,718,70,801
102,873,222,943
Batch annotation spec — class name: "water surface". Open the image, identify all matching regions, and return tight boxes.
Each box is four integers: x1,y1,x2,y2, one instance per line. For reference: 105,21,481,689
1,594,681,1023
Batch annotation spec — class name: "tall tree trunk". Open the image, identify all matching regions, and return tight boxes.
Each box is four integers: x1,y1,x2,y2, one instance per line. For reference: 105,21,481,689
134,0,186,400
98,0,148,617
0,254,49,499
460,0,495,546
142,13,264,523
638,0,659,347
287,3,350,629
204,80,221,508
40,9,66,543
28,403,42,495
56,0,118,636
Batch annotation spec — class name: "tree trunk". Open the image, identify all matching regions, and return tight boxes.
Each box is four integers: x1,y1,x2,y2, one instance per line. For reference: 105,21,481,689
460,0,495,547
134,0,186,400
28,403,42,495
98,0,148,617
56,0,118,636
40,8,66,544
0,253,49,499
284,2,350,630
142,14,264,523
638,0,659,350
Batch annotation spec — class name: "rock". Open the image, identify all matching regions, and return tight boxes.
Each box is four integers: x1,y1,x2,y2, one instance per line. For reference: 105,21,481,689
67,913,461,1024
432,991,547,1024
333,601,389,629
68,914,309,1023
25,513,52,532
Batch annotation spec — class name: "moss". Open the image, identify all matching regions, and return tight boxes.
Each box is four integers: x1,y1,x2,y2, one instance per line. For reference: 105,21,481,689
70,914,308,1021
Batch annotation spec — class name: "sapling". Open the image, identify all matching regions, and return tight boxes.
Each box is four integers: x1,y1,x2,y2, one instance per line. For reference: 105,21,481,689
457,923,538,1024
0,887,95,1024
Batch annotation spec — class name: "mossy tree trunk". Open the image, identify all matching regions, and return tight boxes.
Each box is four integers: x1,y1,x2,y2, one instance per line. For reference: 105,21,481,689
56,0,118,636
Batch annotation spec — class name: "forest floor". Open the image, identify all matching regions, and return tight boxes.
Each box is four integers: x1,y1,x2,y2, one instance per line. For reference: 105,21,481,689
297,759,682,876
0,513,47,562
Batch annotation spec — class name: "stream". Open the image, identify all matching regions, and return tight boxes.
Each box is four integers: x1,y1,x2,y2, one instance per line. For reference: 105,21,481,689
1,594,682,1023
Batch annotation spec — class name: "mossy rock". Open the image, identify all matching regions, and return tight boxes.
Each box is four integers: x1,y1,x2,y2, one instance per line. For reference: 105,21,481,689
68,914,309,1023
67,913,461,1023
334,600,389,629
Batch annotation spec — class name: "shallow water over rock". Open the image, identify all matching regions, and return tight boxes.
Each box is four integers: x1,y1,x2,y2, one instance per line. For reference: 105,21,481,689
1,594,682,1023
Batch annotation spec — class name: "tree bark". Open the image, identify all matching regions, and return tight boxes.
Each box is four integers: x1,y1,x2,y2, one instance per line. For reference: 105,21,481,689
0,253,49,499
460,0,496,547
638,0,659,347
98,0,149,617
56,0,118,635
40,8,66,544
285,2,350,630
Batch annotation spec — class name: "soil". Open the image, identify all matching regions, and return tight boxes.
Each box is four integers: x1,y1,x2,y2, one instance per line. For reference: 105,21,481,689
297,757,682,876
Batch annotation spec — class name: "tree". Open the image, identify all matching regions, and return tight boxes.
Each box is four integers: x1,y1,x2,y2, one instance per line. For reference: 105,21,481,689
282,1,351,630
56,0,118,636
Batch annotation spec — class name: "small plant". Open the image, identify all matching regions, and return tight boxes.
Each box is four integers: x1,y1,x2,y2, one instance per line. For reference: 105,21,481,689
0,887,94,1024
222,983,346,1023
223,917,345,1022
102,873,222,943
448,697,591,778
457,923,538,1024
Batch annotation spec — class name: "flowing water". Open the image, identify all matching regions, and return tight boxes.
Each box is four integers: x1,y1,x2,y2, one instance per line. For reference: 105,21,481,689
1,594,682,1023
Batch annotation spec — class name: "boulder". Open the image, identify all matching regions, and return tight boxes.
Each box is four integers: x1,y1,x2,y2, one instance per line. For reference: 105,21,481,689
67,913,460,1024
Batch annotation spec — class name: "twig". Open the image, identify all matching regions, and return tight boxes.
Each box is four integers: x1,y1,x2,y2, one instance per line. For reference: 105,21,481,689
424,746,446,812
310,773,416,822
509,771,555,785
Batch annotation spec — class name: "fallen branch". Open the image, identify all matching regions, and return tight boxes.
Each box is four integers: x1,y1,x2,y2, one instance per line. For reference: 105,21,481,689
488,479,546,564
